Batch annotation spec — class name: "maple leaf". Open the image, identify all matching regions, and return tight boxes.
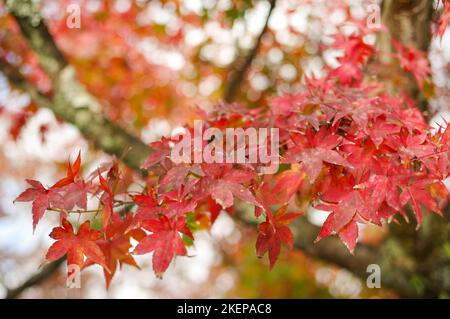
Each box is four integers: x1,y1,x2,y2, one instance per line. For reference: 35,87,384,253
318,176,368,245
158,164,203,196
134,215,191,276
254,179,280,217
331,191,366,231
361,175,403,216
367,116,401,148
329,61,364,86
338,219,359,253
330,97,383,130
386,131,437,170
14,153,86,230
393,41,431,89
51,151,82,189
133,192,159,222
141,137,172,169
315,213,359,253
202,165,259,209
84,214,145,288
160,196,197,218
393,103,429,132
328,33,375,86
315,212,334,243
256,206,301,268
271,167,304,204
399,179,444,226
284,127,351,183
342,141,386,176
331,33,375,64
159,165,192,192
14,179,64,230
59,180,90,211
46,219,106,270
270,93,305,116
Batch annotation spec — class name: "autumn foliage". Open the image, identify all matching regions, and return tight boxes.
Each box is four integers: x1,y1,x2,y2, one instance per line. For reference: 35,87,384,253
7,0,450,288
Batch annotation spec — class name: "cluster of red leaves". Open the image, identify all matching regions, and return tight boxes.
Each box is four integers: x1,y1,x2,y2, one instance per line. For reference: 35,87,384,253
15,154,145,285
14,14,450,286
15,152,88,230
267,30,447,251
393,41,431,89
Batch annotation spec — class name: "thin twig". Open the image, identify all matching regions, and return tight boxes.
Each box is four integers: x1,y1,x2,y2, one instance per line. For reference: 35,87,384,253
223,0,276,103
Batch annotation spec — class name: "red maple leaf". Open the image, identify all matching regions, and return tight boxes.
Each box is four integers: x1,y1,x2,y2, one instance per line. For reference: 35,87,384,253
271,166,305,204
14,153,86,230
201,165,259,209
133,191,159,222
361,174,403,216
316,176,368,252
332,33,375,64
342,140,386,176
284,127,352,183
270,93,306,116
315,213,359,253
59,180,90,211
46,218,106,270
14,179,64,230
367,116,401,148
51,151,82,188
134,215,192,276
158,164,201,194
386,131,437,170
328,33,375,86
399,179,445,225
84,214,145,288
393,41,431,89
256,206,301,268
160,196,197,218
141,137,172,169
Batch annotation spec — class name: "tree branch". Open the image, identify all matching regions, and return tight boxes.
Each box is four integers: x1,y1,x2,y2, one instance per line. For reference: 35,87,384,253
237,214,424,298
4,258,65,299
223,0,276,103
5,0,152,172
292,219,379,280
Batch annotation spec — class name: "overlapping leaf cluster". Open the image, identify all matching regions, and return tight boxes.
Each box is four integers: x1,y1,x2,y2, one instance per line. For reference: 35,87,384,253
14,16,450,286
